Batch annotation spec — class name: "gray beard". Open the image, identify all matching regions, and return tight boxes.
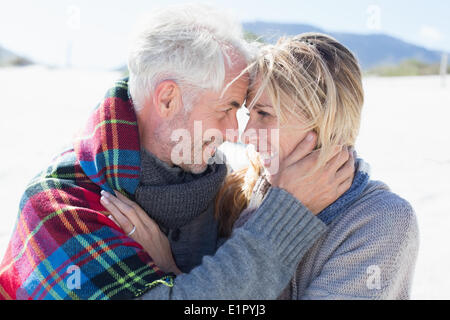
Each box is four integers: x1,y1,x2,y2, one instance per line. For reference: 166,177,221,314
154,110,210,174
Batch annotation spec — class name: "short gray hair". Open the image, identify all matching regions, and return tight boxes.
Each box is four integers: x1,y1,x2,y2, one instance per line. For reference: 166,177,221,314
127,3,254,111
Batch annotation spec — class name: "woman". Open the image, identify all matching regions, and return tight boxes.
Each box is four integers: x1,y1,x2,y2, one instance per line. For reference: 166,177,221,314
101,33,419,299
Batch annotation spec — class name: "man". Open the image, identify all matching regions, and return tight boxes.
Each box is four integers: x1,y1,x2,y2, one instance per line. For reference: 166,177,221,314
0,4,352,300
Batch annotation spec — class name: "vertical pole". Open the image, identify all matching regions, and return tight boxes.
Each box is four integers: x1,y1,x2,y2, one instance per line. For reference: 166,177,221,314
441,52,448,88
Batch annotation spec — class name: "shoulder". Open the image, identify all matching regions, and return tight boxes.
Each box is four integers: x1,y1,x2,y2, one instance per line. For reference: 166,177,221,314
327,180,419,253
20,149,102,215
299,180,419,299
340,180,416,229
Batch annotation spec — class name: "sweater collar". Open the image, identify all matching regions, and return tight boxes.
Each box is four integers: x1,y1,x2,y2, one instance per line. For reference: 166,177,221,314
248,155,371,226
317,156,370,225
135,148,228,229
135,150,227,229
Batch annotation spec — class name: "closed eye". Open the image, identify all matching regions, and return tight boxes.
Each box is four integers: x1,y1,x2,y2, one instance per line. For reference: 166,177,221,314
257,110,270,117
245,110,270,117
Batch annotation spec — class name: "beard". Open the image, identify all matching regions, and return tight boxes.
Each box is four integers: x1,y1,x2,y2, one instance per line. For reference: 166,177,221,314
154,111,212,174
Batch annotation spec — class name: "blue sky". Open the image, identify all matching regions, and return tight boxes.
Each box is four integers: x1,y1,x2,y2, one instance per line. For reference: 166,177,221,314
0,0,448,69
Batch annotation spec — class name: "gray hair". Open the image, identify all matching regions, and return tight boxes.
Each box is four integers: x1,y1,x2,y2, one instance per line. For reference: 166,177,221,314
127,3,254,112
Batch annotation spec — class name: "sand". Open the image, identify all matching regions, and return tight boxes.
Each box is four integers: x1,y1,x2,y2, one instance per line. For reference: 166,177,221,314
0,66,449,299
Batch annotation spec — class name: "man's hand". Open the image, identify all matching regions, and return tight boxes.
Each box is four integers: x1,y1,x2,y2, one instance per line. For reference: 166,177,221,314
269,132,355,215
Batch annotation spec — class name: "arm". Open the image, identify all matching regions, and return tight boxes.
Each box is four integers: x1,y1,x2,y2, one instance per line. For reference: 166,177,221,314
138,187,326,299
101,134,354,299
299,196,419,300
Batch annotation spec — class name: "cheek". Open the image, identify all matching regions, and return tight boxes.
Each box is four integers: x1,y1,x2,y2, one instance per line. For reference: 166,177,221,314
277,128,308,161
203,121,226,145
252,124,280,156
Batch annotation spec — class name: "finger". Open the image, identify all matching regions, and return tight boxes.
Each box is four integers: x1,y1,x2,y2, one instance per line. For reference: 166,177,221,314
113,190,143,222
325,146,349,173
108,214,119,227
113,190,138,208
282,131,317,168
336,176,353,197
100,195,135,235
330,145,346,160
335,151,355,183
114,190,154,226
285,142,340,174
101,190,140,226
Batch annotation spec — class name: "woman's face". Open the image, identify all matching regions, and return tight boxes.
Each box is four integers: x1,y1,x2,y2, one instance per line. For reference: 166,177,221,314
242,85,311,169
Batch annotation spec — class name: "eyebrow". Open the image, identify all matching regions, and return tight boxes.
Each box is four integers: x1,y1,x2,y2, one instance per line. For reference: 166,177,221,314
254,103,273,109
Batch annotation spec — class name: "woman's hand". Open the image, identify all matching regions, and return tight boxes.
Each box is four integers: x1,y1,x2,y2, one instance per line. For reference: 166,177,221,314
269,132,355,215
100,190,182,275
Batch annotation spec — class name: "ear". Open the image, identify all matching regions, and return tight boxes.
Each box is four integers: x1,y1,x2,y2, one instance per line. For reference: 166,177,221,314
152,80,183,119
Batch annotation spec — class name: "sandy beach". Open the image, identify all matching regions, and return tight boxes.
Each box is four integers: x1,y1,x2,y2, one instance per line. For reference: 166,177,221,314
0,66,449,299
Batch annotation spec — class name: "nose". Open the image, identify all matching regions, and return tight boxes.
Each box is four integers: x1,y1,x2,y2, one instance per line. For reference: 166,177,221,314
229,112,239,132
222,112,240,143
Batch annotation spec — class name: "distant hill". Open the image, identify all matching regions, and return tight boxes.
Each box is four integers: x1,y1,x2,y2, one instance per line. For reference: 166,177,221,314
0,45,32,67
243,21,445,70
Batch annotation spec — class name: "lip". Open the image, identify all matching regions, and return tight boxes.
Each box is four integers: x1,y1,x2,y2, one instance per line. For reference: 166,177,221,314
258,150,279,167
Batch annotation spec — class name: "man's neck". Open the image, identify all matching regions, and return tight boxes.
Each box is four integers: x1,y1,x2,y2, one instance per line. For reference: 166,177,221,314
136,110,174,167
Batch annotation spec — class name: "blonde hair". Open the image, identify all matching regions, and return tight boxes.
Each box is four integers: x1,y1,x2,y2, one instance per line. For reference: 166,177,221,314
215,33,364,237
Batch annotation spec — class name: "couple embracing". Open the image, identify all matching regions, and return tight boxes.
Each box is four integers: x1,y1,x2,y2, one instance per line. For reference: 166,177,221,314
0,3,418,300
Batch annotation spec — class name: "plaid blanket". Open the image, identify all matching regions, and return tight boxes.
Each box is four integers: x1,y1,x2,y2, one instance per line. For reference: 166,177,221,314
0,78,175,300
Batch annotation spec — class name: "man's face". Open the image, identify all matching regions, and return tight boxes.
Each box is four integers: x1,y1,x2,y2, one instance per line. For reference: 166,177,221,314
166,60,249,174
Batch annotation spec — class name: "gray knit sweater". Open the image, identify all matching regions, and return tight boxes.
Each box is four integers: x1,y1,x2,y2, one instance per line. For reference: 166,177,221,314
137,150,327,299
236,175,420,299
138,148,419,299
293,179,419,299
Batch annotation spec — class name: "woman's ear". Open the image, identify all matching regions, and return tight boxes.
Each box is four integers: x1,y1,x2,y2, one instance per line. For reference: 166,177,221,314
152,80,183,119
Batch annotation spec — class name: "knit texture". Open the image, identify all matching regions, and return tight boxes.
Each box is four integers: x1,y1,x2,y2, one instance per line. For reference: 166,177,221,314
0,78,174,300
235,157,370,228
316,157,370,225
133,141,329,299
135,148,227,230
234,159,419,300
135,148,227,273
241,187,328,267
282,179,419,300
139,187,327,299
